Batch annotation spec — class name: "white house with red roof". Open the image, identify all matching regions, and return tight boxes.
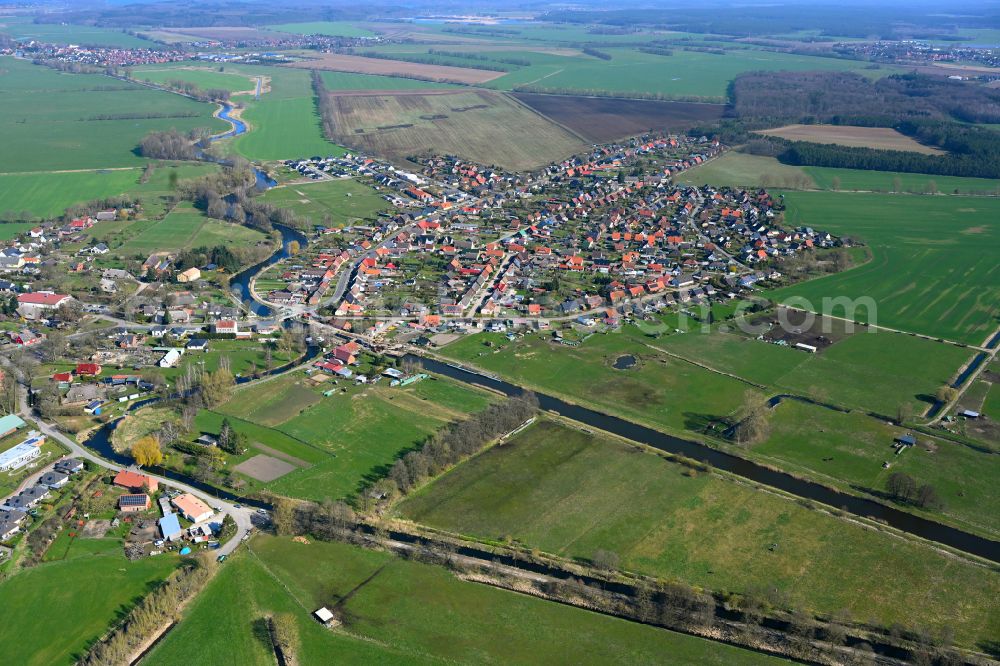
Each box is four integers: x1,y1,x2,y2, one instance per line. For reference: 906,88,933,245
17,292,72,320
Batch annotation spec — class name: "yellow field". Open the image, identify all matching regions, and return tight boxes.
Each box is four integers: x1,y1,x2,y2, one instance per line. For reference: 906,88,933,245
324,90,586,169
757,124,945,154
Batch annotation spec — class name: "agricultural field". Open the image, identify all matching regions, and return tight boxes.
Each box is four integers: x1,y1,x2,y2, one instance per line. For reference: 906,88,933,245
396,420,1000,647
481,47,901,99
211,372,495,500
677,151,1000,193
0,58,225,173
319,70,460,92
286,53,505,84
513,93,728,142
159,26,283,41
0,538,177,666
268,21,377,38
803,165,1000,194
0,17,153,47
221,66,342,161
757,124,945,154
768,192,1000,345
114,202,269,257
260,177,390,227
0,162,218,220
676,152,815,189
131,64,259,94
149,535,784,665
322,89,585,170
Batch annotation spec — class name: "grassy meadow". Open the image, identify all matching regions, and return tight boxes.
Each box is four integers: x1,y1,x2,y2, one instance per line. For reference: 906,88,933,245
132,65,259,94
442,324,969,430
768,192,1000,345
210,372,495,500
261,177,390,227
396,420,1000,647
0,538,177,665
754,399,1000,537
0,18,153,48
0,162,218,219
226,65,343,161
148,535,785,665
0,58,225,173
655,323,972,416
114,202,268,256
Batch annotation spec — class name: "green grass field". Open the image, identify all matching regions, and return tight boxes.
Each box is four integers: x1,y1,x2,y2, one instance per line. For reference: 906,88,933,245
396,420,1000,647
443,324,968,431
0,222,35,240
803,165,1000,194
221,66,343,161
261,178,390,227
756,400,1000,536
490,47,899,99
360,42,898,100
656,324,972,416
0,539,177,665
0,18,153,47
214,372,495,500
116,202,267,256
268,21,377,38
444,330,750,434
0,58,225,173
132,65,259,94
0,162,218,219
676,152,816,188
768,192,1000,345
148,535,785,665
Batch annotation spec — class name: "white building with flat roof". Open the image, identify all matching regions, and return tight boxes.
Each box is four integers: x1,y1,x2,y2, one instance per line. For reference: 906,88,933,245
0,439,42,472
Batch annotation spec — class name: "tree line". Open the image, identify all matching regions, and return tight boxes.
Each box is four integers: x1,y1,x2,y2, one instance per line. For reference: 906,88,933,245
81,558,215,665
149,77,232,104
84,111,201,121
365,392,539,505
582,47,613,61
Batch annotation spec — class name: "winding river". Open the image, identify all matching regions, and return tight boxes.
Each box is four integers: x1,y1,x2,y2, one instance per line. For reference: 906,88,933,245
230,224,309,317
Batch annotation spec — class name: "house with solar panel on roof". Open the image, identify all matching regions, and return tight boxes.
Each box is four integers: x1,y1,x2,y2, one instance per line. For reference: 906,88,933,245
119,494,150,513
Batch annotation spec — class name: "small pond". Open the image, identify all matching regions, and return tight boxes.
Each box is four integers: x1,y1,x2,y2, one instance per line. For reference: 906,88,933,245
613,355,637,370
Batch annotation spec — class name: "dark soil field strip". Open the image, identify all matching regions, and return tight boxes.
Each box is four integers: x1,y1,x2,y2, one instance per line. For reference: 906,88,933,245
513,92,729,143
